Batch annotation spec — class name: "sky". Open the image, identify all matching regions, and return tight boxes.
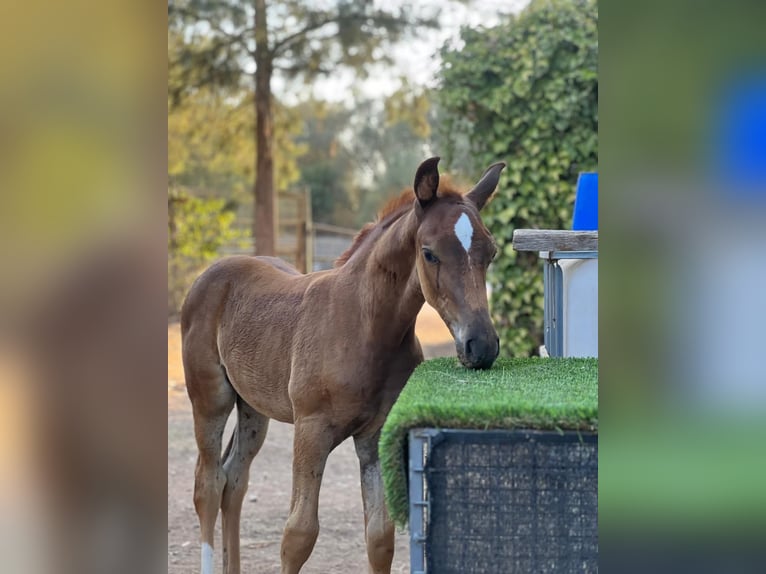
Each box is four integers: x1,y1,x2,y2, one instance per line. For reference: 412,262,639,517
273,0,530,106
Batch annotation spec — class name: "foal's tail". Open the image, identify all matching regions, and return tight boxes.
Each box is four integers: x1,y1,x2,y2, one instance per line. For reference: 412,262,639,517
221,394,242,464
220,366,244,464
221,420,235,465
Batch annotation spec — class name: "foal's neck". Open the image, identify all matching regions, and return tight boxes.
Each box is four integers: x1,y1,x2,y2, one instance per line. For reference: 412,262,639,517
355,209,424,344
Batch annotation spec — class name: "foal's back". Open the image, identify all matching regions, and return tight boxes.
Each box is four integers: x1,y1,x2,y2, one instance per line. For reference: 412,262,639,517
181,255,322,423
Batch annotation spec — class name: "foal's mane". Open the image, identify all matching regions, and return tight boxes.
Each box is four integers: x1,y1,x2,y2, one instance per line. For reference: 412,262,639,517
334,180,463,267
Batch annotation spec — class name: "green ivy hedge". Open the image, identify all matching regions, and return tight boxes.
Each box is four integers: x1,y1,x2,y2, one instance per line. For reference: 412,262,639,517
437,0,598,357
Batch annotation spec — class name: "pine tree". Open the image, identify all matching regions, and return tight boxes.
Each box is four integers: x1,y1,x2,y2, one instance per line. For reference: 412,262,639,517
169,0,438,255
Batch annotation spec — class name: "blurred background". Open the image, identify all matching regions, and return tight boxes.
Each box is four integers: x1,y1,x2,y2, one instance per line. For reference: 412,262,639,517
600,0,766,570
7,0,766,572
0,0,601,572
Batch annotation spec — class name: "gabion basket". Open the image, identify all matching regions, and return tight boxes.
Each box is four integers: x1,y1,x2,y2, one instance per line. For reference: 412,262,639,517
408,429,598,574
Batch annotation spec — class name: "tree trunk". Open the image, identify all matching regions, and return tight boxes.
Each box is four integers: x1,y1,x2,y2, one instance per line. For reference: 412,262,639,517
254,0,275,255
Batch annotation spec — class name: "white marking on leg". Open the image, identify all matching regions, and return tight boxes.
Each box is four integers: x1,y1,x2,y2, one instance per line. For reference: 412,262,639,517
201,542,213,574
454,212,474,253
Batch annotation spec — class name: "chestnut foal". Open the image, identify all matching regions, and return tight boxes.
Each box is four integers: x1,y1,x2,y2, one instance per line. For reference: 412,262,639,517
182,157,504,573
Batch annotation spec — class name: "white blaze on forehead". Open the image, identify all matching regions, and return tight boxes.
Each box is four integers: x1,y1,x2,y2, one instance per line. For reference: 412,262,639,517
454,212,474,253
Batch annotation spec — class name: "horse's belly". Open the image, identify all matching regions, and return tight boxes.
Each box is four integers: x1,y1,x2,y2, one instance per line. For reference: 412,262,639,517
236,382,294,424
219,339,295,424
226,363,295,423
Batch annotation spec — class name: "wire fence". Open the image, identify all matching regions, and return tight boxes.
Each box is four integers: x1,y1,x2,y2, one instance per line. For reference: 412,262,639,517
222,192,358,271
220,222,356,271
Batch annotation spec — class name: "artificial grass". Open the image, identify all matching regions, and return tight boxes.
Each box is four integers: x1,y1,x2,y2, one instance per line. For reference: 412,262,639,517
379,356,598,526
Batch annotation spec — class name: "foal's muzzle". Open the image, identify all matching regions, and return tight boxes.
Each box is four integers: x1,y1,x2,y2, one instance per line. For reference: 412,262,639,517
457,332,500,370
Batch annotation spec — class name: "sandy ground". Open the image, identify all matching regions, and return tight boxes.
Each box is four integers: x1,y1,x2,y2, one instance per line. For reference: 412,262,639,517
168,304,454,573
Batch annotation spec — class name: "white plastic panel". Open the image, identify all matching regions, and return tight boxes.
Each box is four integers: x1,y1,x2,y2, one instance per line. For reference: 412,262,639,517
561,259,598,358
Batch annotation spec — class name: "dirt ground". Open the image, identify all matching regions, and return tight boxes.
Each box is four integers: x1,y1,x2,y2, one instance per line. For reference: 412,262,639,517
168,304,454,573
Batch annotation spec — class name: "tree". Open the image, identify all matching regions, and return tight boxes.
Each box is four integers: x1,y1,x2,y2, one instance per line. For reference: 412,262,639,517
353,94,436,224
290,93,435,228
437,0,598,357
168,86,255,201
167,83,305,207
169,1,439,255
291,99,355,225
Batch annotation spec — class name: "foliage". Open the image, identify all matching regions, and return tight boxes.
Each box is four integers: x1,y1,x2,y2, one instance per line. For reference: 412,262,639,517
291,96,433,228
379,356,598,526
169,1,439,90
384,79,432,139
168,31,305,204
168,87,254,200
352,97,436,224
167,188,246,315
169,0,440,254
437,0,598,357
291,99,356,225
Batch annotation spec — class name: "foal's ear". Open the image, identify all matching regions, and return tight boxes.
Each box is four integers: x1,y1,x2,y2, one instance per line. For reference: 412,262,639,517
413,156,440,207
466,161,506,210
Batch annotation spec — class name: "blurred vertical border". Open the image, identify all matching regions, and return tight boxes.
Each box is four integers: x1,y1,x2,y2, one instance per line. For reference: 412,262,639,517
600,0,766,571
0,1,167,573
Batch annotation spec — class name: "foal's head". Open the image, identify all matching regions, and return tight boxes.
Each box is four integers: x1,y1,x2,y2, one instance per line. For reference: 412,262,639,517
412,157,505,369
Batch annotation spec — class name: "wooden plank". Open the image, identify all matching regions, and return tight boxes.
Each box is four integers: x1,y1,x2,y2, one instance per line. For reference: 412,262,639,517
279,218,305,227
512,229,598,252
312,222,359,237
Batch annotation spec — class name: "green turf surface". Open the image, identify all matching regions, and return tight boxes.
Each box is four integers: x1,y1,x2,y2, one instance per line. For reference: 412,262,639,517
379,356,598,526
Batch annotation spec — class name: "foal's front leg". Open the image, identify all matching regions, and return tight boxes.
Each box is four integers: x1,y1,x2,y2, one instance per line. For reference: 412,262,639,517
354,432,395,574
280,416,335,574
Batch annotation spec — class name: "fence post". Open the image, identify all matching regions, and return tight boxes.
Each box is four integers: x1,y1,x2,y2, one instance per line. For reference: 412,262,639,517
295,191,307,273
304,187,313,273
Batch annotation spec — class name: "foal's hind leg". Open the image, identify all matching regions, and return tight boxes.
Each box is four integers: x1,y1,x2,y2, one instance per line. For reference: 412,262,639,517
187,363,236,574
220,398,269,574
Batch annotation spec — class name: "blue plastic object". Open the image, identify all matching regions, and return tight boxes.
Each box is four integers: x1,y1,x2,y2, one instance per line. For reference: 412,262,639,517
572,172,598,230
713,74,766,199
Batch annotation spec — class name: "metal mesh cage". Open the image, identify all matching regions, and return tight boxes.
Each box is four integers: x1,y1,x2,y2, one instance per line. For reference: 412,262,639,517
423,430,597,574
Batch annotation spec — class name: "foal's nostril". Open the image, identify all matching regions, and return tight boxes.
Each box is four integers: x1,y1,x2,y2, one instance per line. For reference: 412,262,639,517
465,338,476,359
460,335,498,368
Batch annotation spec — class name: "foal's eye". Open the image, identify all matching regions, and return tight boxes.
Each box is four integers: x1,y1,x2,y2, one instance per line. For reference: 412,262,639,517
422,248,439,264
